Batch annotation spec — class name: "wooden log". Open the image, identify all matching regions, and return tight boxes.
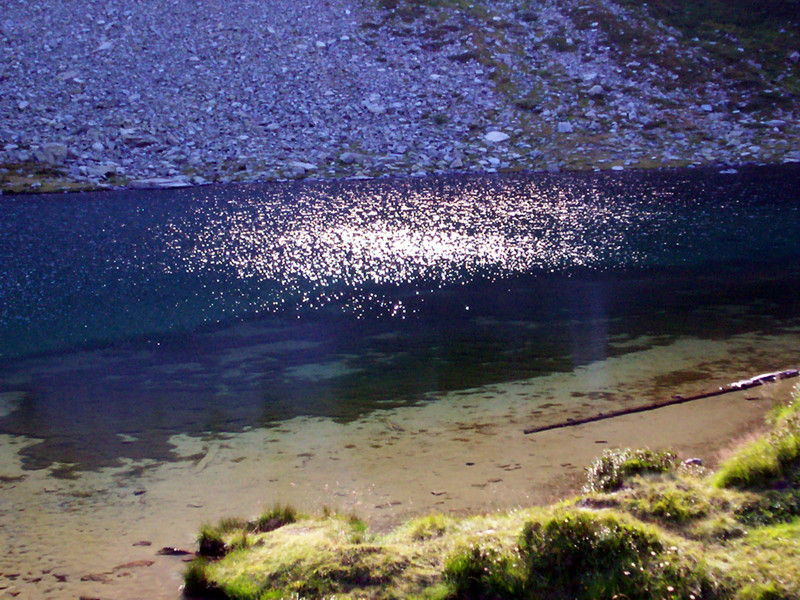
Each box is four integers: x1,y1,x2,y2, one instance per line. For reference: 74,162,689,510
523,369,799,435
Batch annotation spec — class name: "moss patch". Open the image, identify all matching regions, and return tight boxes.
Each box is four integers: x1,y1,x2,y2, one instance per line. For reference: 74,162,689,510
0,161,97,194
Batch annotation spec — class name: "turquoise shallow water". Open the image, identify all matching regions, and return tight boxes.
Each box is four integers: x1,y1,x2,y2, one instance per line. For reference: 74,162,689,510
1,165,799,471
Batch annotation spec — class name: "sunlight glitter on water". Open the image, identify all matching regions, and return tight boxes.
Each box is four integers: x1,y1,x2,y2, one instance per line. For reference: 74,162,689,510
2,167,799,360
153,177,669,319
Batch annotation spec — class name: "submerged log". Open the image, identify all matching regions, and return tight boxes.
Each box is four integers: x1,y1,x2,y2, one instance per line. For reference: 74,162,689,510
523,369,799,435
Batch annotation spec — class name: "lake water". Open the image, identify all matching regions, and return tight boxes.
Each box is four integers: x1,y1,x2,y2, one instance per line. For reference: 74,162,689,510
3,165,800,599
1,165,800,474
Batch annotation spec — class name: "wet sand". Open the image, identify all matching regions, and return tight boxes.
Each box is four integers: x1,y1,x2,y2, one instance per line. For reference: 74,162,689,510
1,334,798,600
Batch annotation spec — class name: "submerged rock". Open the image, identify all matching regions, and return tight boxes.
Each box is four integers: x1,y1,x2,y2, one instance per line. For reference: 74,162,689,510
0,391,25,418
157,547,193,556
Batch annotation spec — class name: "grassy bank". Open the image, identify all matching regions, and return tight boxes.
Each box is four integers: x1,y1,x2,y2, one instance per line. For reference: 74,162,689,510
183,395,800,599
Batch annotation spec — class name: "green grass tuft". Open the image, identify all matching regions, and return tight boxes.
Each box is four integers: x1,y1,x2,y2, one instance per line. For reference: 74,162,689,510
584,447,678,493
197,507,298,560
183,558,225,598
444,543,523,599
198,524,228,559
736,488,800,526
520,509,712,599
631,485,711,524
347,513,369,543
714,400,800,489
408,513,450,541
253,504,298,533
724,518,800,598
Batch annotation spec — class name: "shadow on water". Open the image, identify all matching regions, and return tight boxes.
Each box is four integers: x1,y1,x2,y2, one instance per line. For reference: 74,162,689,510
1,165,800,471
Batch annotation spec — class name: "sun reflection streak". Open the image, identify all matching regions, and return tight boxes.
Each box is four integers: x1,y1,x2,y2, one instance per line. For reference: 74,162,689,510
154,177,672,317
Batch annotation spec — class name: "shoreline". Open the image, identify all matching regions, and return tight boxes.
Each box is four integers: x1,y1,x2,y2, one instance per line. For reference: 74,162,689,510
186,387,800,600
0,381,789,600
2,330,798,599
2,157,798,197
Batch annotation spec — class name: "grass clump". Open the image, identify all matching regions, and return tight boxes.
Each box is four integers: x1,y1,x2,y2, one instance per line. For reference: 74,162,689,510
408,513,452,540
185,514,410,599
584,447,678,492
442,509,713,600
714,399,800,489
736,488,800,526
444,543,523,599
346,513,369,543
628,484,712,524
253,504,298,533
198,519,245,558
184,558,225,599
520,510,712,600
722,518,800,599
197,507,298,559
198,527,226,559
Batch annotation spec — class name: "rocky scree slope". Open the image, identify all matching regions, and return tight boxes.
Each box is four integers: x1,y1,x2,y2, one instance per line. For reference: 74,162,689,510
0,0,798,192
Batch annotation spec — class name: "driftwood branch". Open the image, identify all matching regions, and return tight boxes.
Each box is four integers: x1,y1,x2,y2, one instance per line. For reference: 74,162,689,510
523,369,799,435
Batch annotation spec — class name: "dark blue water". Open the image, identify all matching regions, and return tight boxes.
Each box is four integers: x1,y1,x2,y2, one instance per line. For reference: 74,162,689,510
1,165,800,472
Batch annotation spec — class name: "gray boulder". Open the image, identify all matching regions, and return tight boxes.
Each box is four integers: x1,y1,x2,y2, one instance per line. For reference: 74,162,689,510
484,130,510,143
85,164,117,179
36,143,69,165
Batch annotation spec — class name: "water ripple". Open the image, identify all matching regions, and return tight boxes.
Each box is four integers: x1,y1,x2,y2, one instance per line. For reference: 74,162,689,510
1,167,799,357
148,169,798,321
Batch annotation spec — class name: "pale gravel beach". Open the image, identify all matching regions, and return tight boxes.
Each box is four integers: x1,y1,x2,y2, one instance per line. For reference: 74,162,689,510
1,0,799,192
